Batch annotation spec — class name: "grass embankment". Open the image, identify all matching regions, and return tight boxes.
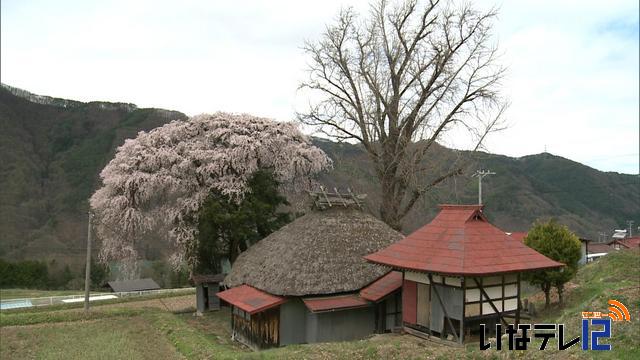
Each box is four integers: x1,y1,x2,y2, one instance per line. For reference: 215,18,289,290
1,251,638,359
524,248,640,359
494,248,639,360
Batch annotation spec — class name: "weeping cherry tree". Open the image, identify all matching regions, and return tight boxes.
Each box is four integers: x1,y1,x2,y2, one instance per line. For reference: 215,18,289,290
90,113,332,272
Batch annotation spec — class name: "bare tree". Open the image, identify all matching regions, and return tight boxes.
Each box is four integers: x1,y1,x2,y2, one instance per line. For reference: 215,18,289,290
298,0,507,230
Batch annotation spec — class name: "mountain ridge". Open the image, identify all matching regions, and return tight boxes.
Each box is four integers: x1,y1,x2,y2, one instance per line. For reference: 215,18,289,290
1,85,638,267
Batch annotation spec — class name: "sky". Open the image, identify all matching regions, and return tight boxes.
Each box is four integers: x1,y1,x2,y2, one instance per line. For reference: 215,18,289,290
1,0,639,174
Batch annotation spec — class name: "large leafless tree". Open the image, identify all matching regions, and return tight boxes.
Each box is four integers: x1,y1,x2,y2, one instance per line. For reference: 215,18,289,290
298,0,507,230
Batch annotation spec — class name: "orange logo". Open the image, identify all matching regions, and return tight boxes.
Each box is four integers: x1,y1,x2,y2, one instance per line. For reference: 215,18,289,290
582,299,631,321
606,300,631,322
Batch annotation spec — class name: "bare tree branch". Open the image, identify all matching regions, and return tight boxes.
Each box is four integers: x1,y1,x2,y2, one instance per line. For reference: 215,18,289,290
299,0,507,229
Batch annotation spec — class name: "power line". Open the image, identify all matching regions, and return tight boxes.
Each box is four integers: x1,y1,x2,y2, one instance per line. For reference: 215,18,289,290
471,170,495,205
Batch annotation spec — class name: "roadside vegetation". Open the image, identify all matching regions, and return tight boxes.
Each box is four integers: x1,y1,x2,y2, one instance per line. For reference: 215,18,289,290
1,250,638,359
0,258,109,291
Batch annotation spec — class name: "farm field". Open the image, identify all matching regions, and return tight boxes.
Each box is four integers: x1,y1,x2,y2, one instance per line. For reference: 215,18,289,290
1,250,638,359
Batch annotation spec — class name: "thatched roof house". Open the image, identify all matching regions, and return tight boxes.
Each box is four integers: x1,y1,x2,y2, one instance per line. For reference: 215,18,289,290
217,191,405,349
224,207,402,296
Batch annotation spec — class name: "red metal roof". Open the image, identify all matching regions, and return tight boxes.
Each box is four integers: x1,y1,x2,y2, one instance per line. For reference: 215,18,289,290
303,294,369,313
365,204,564,276
608,237,640,249
359,271,403,302
216,285,286,315
588,243,614,254
623,237,640,248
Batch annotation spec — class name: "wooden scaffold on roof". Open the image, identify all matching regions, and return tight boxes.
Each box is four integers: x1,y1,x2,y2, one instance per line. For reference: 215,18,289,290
308,186,366,210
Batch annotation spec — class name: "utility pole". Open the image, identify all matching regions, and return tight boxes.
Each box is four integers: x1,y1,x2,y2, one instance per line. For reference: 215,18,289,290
472,170,495,205
84,211,92,311
599,232,606,243
628,220,635,238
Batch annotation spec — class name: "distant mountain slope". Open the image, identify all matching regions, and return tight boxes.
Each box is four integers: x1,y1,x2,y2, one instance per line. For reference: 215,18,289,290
0,85,186,264
0,85,638,265
314,139,639,237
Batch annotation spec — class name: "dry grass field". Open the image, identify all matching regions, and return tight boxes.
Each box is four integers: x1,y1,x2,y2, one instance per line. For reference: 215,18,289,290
1,250,638,359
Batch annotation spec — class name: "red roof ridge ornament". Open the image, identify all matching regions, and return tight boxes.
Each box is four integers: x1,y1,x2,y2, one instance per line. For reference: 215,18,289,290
437,203,488,223
438,204,485,211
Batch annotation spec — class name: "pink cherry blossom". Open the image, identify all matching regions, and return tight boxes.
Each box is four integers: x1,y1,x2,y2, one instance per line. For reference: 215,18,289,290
90,113,332,268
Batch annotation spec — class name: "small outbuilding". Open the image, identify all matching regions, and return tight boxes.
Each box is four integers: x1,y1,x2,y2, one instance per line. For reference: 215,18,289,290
106,278,161,293
365,204,564,344
192,274,225,314
578,238,592,265
217,190,404,349
608,236,640,250
587,242,614,262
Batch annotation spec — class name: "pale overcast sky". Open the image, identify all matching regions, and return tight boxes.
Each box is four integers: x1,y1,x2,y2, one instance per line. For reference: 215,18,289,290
2,0,638,174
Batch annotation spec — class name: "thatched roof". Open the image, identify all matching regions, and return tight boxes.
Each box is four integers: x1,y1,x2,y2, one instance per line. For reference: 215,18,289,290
223,207,403,296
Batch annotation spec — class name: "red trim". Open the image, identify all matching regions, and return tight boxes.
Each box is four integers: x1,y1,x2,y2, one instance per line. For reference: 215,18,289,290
303,294,369,313
216,284,286,315
402,280,417,324
360,271,403,302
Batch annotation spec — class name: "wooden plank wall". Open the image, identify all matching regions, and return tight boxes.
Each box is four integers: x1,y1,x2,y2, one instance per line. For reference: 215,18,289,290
232,307,280,349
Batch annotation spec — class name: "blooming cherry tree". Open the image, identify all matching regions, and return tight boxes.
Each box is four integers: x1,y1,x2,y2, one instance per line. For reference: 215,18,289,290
90,113,331,268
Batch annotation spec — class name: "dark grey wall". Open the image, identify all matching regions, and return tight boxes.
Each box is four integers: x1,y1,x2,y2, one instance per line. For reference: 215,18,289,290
279,299,308,345
196,286,206,313
305,307,376,343
430,284,463,333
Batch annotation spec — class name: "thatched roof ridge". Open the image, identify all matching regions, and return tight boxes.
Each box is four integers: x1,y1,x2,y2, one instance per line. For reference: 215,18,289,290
223,207,403,296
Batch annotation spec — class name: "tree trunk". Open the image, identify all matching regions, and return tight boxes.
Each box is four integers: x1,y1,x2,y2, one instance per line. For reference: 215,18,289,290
228,235,239,265
379,176,402,231
543,283,551,309
556,284,564,305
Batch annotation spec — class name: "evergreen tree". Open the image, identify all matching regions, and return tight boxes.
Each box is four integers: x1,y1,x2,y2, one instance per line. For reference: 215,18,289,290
524,220,581,307
90,259,110,289
194,169,291,274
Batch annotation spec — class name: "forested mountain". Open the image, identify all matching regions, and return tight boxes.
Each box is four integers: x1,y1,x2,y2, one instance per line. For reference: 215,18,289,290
0,85,186,267
314,139,639,237
1,85,638,267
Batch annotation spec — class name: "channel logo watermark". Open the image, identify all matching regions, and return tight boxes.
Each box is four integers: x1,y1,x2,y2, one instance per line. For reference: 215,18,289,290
480,299,630,351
